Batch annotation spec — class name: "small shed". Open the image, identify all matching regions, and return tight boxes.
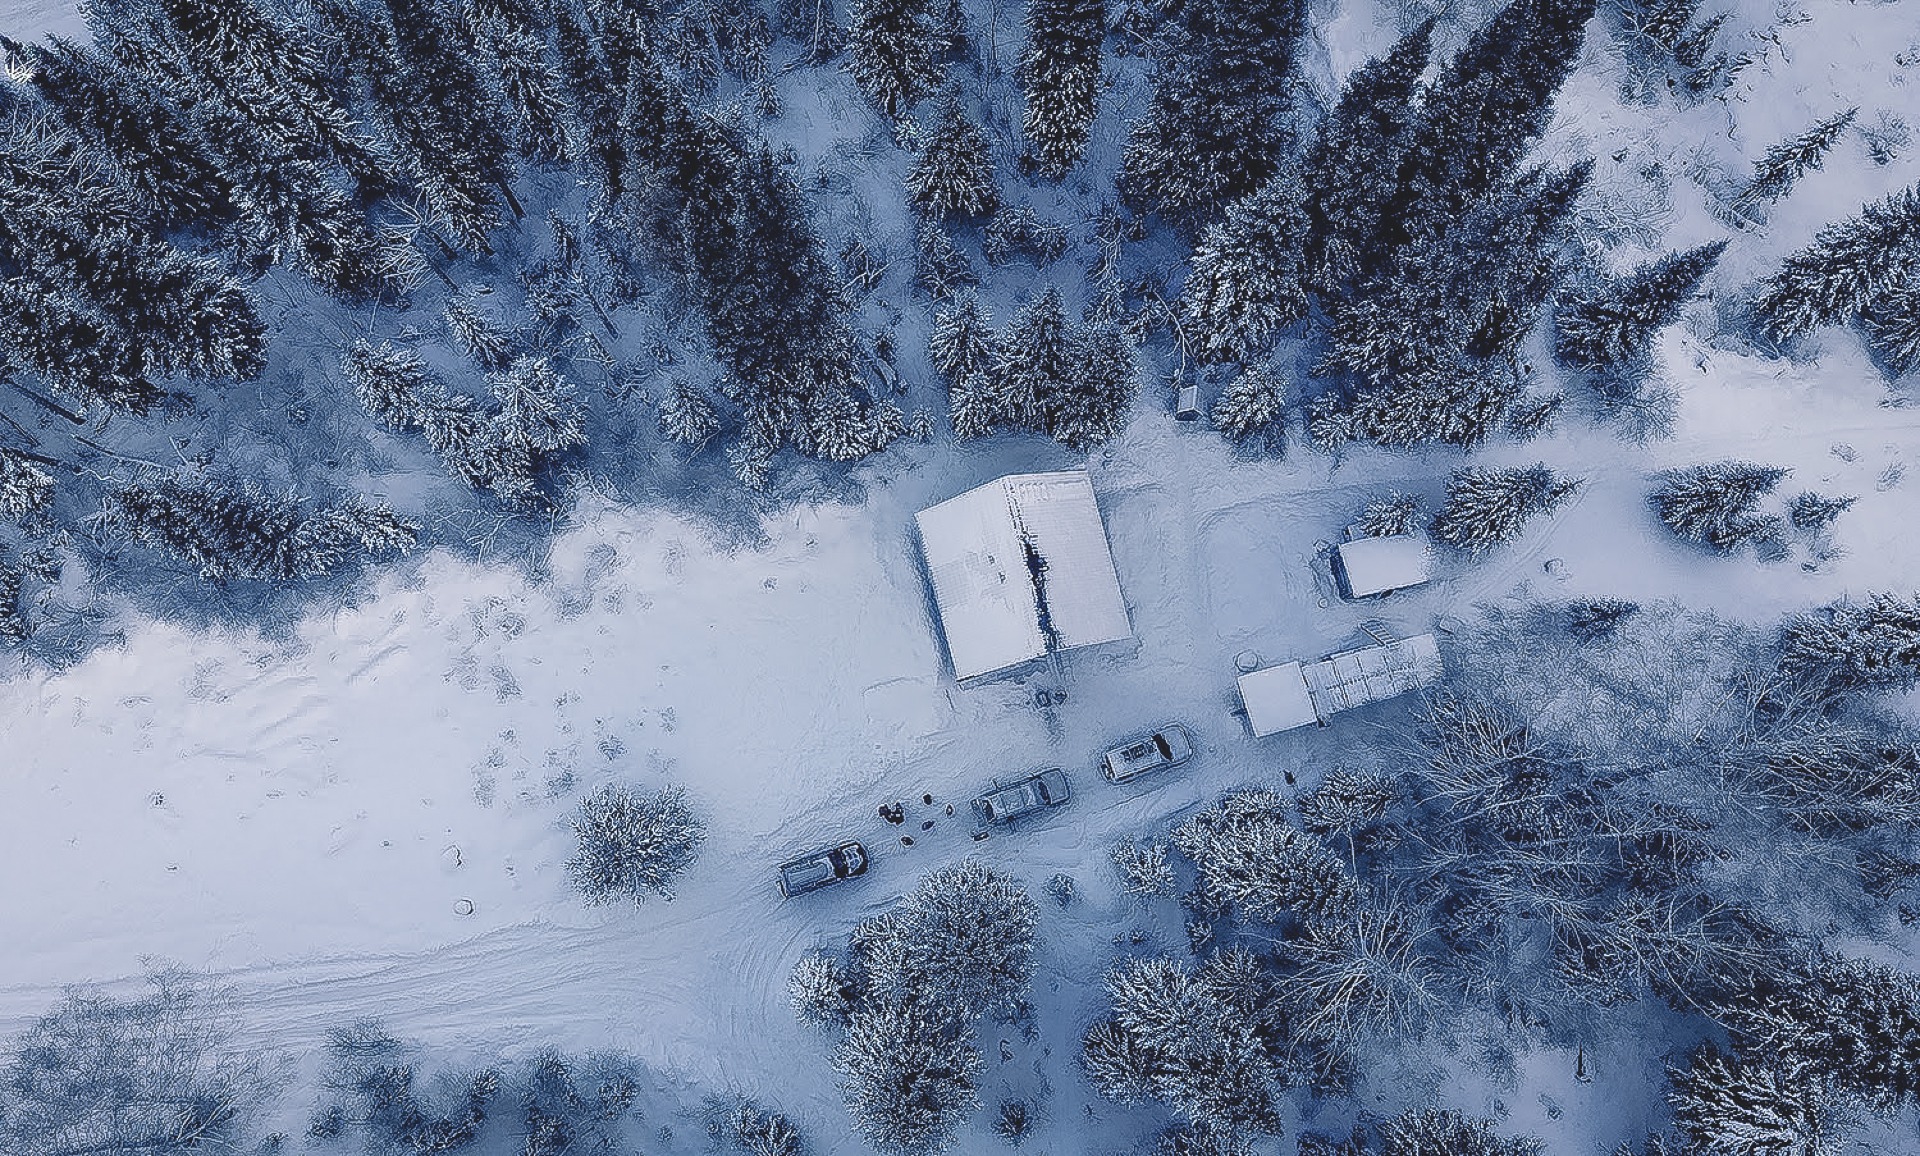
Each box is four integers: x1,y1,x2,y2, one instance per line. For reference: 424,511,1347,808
1237,662,1321,737
1333,533,1433,599
916,471,1132,681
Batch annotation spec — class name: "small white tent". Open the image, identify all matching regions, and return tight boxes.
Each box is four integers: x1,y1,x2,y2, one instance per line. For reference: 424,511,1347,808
916,471,1132,680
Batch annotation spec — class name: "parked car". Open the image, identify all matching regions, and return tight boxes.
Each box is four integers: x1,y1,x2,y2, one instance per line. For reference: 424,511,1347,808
972,769,1072,825
778,841,868,898
1101,724,1195,783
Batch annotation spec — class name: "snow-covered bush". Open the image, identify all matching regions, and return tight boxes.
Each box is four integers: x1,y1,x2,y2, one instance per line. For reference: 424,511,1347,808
1110,839,1177,896
0,448,55,519
1563,597,1640,642
659,382,724,450
0,970,264,1156
565,783,706,903
1355,492,1422,539
1667,1048,1837,1156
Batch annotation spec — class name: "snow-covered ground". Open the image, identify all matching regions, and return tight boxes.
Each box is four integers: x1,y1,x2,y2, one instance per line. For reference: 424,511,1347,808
0,0,81,40
4,0,1920,1150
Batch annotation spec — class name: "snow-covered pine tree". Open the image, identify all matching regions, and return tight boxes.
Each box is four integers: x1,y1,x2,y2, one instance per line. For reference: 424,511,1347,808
0,449,55,520
1084,952,1287,1137
855,859,1040,1021
1734,109,1857,214
1020,0,1103,177
565,783,706,903
0,564,25,647
847,0,942,117
290,499,420,576
1393,0,1598,237
1780,593,1920,692
1786,492,1855,531
906,100,997,219
8,36,237,229
1120,0,1307,222
1649,461,1788,553
948,373,1000,440
483,23,574,163
1182,176,1311,361
915,219,977,297
1429,464,1582,553
490,356,588,458
1300,19,1434,285
1553,241,1726,368
1862,287,1920,374
1210,368,1286,453
929,290,999,385
1046,322,1138,449
444,299,517,371
365,0,516,251
989,285,1079,431
660,382,724,449
1667,1048,1836,1156
344,341,439,432
1172,791,1359,925
1378,1110,1542,1156
834,999,982,1156
1754,185,1920,340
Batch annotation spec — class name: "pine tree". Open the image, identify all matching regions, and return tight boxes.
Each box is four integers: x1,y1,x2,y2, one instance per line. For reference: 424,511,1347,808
989,286,1079,431
1172,791,1359,925
0,563,26,647
106,475,414,581
907,101,997,219
1048,322,1137,449
1780,593,1920,692
1301,20,1435,284
835,1000,982,1156
1786,492,1854,531
444,299,517,371
1667,1048,1836,1156
1120,0,1307,222
1554,241,1726,368
789,951,853,1026
485,24,574,162
1430,464,1582,553
490,356,587,457
1356,491,1422,538
1650,461,1789,553
1210,368,1286,453
660,382,724,449
1734,109,1857,214
1862,288,1920,374
1394,0,1598,237
1754,185,1920,340
565,783,706,903
366,0,517,251
1379,1111,1542,1156
345,341,439,431
0,449,54,519
1020,0,1104,177
847,0,942,116
1182,175,1311,361
929,291,999,385
8,36,236,228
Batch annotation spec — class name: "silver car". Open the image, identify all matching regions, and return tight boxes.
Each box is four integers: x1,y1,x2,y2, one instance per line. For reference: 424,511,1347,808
778,841,868,898
972,769,1072,825
1101,724,1195,783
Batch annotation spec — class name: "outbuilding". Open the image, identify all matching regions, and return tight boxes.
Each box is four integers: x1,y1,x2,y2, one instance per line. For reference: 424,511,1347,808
1237,632,1444,736
916,471,1132,681
1332,532,1433,599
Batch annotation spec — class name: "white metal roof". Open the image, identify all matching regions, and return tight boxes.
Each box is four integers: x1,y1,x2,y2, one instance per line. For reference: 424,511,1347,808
1240,633,1445,737
1302,633,1444,714
916,471,1132,680
1334,533,1433,598
1238,662,1321,736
